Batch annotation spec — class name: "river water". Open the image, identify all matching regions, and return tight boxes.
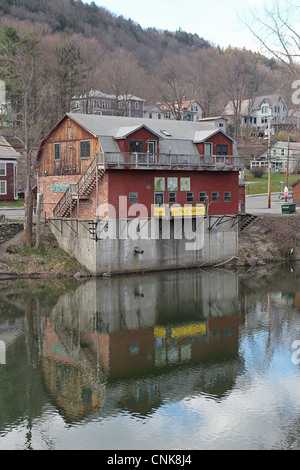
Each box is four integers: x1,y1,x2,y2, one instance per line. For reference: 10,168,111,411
0,263,300,450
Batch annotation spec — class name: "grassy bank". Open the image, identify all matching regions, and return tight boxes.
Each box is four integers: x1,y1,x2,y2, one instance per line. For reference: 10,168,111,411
0,200,25,207
244,170,299,195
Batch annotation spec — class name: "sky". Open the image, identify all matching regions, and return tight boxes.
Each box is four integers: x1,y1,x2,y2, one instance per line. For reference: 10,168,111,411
93,0,271,52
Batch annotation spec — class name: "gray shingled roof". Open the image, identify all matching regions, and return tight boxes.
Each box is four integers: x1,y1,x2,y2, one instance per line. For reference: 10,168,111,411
66,113,237,155
0,136,19,159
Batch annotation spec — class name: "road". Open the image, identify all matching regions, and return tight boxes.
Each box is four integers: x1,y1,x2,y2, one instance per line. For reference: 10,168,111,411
0,206,25,221
246,192,296,215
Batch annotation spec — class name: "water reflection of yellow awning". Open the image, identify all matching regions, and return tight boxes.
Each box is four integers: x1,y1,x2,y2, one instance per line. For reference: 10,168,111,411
154,322,206,339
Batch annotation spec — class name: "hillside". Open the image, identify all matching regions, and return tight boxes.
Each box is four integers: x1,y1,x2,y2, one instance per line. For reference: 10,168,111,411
0,0,211,66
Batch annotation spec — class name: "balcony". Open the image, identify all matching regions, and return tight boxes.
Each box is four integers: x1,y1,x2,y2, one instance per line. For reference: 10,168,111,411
97,152,244,171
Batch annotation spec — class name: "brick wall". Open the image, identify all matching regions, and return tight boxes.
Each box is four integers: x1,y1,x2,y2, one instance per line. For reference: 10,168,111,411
40,172,109,219
39,174,80,218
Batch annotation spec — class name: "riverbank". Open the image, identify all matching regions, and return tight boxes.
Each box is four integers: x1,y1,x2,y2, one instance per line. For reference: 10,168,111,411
0,215,299,279
0,223,89,279
238,213,300,266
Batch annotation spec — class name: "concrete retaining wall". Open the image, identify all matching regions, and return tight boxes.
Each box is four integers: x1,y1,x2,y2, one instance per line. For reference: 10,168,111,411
48,216,239,276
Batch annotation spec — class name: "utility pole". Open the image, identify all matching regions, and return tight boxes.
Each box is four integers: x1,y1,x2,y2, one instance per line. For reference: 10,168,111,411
285,134,290,203
267,117,272,208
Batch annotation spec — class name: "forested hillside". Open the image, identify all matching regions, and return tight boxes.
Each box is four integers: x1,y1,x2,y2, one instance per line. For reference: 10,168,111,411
0,0,211,65
0,0,294,133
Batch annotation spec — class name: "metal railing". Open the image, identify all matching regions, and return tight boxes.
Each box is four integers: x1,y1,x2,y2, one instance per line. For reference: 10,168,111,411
53,154,105,217
99,152,244,170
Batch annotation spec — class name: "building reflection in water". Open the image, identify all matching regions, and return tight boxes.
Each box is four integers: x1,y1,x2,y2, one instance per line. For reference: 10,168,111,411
39,269,244,422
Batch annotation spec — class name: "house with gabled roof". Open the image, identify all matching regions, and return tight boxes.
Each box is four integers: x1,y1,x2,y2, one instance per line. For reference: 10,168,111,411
70,89,145,118
250,141,300,174
144,98,203,122
224,94,288,132
0,135,20,201
36,113,244,275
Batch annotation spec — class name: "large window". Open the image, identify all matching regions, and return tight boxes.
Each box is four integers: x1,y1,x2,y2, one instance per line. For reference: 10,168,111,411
216,144,228,155
54,143,61,161
129,140,143,153
0,181,7,195
80,140,91,159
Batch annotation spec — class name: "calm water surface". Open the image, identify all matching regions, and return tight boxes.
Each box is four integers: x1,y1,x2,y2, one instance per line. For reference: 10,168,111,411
0,263,300,450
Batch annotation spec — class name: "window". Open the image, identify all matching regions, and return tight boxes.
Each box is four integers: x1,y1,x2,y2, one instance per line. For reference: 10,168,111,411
186,192,194,203
169,192,177,203
129,140,143,153
129,192,138,204
199,191,207,203
224,191,231,202
216,144,228,155
212,192,219,202
54,143,61,161
135,102,139,109
0,163,6,176
0,181,6,195
80,140,91,159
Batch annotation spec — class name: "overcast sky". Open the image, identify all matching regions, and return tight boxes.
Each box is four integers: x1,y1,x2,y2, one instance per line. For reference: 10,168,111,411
93,0,273,51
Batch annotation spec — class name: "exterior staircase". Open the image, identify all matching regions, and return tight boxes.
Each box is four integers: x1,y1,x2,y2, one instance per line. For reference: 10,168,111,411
53,155,105,218
239,214,258,231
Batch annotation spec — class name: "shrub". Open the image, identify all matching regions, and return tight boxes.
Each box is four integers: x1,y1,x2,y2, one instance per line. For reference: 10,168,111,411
251,166,265,178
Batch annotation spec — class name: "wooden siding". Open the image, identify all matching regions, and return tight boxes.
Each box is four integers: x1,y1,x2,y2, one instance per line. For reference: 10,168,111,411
38,116,101,177
117,128,159,153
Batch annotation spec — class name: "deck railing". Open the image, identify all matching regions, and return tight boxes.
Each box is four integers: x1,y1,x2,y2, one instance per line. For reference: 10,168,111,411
98,152,244,170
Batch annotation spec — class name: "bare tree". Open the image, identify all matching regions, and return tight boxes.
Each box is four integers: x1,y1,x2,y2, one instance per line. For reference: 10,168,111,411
0,26,47,243
217,48,258,139
157,55,190,120
242,1,300,79
191,48,222,117
101,48,142,115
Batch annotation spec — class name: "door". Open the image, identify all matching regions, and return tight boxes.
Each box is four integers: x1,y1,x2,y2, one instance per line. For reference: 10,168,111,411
154,192,164,205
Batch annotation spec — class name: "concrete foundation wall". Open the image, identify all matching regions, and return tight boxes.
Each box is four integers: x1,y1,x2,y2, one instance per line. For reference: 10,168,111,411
48,216,239,276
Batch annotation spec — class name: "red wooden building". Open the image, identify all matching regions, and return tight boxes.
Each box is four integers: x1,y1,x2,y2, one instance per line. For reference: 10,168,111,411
0,135,19,202
37,114,244,221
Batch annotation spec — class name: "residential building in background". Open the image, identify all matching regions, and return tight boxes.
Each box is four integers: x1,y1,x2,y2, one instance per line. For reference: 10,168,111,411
0,135,19,201
224,94,288,132
144,98,203,122
70,89,145,118
250,141,300,174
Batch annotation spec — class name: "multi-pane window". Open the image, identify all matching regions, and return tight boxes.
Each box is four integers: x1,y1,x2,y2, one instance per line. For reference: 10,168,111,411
54,143,61,161
186,192,194,203
216,144,228,155
0,163,6,176
212,192,219,202
169,192,177,203
129,192,138,204
80,140,91,159
0,181,7,195
199,191,207,203
224,191,231,202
